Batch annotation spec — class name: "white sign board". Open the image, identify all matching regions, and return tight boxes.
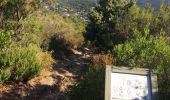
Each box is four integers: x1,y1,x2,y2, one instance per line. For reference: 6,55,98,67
111,73,151,100
105,66,158,100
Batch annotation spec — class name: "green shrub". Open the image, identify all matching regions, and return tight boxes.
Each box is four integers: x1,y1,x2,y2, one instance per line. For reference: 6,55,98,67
17,16,44,46
69,64,105,100
0,68,11,84
0,45,42,83
113,36,170,99
23,16,44,34
0,29,14,49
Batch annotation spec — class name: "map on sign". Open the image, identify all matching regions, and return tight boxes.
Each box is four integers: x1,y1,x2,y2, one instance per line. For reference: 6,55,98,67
111,73,151,100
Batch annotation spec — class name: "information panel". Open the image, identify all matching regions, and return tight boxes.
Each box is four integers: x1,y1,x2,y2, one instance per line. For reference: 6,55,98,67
105,66,158,100
111,73,151,100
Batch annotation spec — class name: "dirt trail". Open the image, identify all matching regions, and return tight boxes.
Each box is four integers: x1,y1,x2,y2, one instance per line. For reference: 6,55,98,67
0,48,93,100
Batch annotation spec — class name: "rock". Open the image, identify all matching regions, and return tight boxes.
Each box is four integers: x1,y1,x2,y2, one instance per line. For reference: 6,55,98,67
71,49,82,55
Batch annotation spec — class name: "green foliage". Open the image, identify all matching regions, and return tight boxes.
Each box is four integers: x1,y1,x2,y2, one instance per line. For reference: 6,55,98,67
115,4,153,39
0,45,42,83
85,0,135,49
0,67,11,84
17,12,85,51
85,1,170,50
0,0,41,30
114,36,169,68
69,64,105,100
155,3,170,35
113,34,170,99
23,16,44,34
17,16,44,46
0,0,41,20
66,15,86,35
116,3,170,40
0,29,13,49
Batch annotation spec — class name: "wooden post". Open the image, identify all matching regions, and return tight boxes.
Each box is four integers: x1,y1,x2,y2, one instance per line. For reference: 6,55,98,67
150,70,159,100
105,65,111,100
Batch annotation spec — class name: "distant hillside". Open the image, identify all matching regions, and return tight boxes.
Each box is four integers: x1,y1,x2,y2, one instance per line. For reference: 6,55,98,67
57,0,169,12
54,0,169,21
53,0,99,21
58,0,98,12
137,0,169,8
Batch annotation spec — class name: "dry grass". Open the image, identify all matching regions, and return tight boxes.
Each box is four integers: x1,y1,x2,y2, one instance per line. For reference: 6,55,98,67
91,53,113,65
64,33,84,49
36,52,55,69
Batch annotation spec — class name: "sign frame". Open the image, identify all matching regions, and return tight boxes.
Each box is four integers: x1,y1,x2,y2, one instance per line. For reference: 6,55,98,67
105,65,158,100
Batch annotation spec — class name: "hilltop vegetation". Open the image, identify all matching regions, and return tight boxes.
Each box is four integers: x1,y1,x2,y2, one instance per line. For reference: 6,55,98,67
0,0,170,100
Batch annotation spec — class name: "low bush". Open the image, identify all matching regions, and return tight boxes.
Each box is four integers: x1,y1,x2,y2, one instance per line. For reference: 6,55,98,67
0,45,42,83
69,64,105,100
